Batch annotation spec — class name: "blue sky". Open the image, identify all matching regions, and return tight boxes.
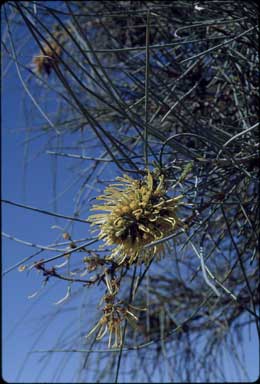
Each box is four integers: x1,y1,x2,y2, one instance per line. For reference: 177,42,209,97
2,36,91,382
2,7,259,383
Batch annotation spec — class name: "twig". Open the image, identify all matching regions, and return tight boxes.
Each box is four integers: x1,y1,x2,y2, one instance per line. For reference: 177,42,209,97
2,199,90,223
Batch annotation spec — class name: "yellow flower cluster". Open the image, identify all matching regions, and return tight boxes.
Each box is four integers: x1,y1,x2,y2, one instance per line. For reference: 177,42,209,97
89,169,184,265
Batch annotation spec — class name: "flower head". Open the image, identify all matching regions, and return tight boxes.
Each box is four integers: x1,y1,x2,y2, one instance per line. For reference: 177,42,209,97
89,169,184,265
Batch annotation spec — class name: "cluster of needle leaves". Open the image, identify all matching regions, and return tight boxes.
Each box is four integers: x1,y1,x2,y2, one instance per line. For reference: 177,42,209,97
2,1,259,382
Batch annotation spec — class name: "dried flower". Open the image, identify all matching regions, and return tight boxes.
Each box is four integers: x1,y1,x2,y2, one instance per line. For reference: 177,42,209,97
89,169,184,265
85,299,140,348
32,38,62,76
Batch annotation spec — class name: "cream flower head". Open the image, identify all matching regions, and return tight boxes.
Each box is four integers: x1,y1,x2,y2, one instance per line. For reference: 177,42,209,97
89,169,184,265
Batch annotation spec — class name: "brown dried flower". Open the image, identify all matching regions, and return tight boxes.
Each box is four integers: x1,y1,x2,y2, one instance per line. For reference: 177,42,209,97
32,38,62,76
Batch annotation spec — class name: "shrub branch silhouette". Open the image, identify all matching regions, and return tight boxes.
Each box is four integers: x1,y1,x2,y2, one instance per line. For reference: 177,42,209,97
2,1,259,382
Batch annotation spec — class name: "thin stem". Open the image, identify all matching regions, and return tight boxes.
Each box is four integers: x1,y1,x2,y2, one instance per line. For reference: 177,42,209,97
2,199,90,223
144,10,150,168
115,265,137,383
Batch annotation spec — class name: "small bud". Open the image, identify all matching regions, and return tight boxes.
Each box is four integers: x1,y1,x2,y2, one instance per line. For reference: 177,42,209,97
18,265,27,272
62,232,70,240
